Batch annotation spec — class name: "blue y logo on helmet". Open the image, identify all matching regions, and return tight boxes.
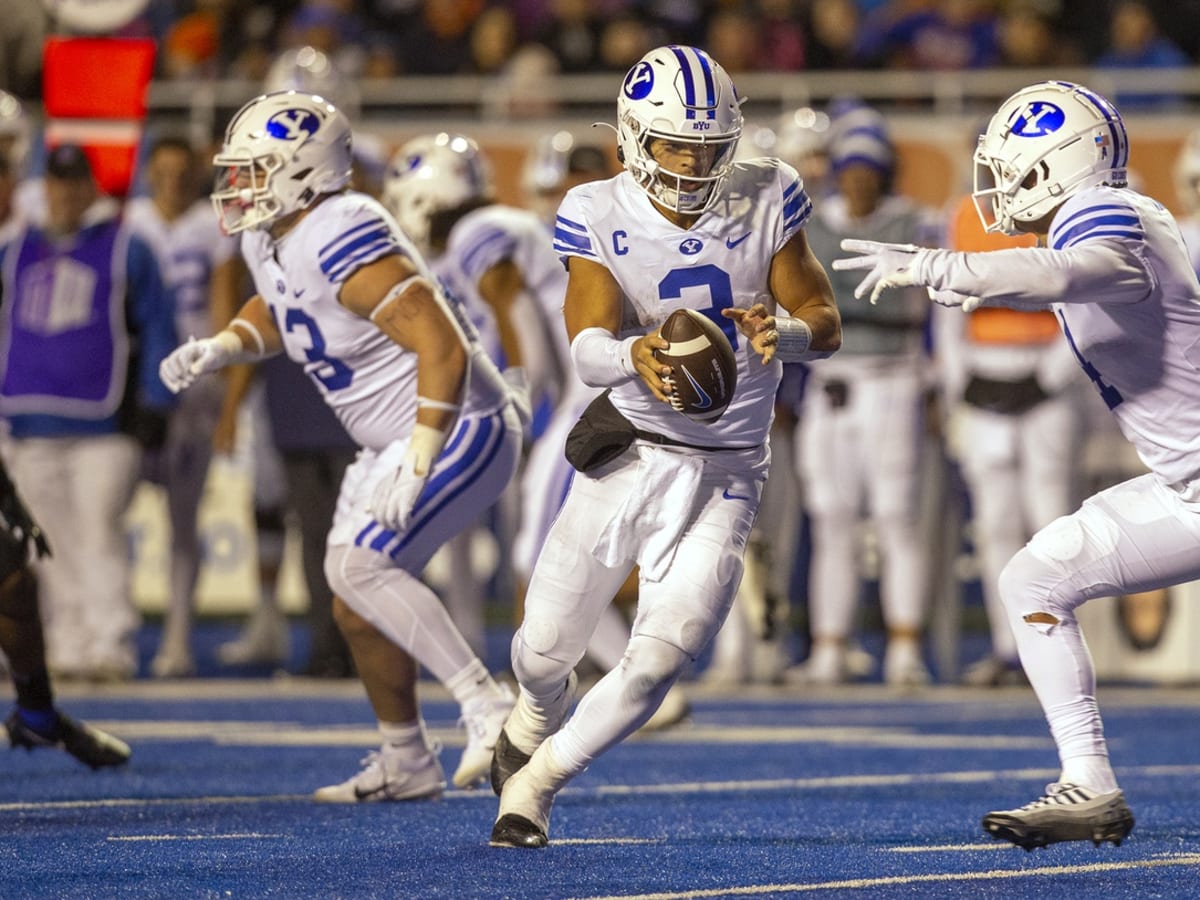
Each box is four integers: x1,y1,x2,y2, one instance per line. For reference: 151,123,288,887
1010,101,1065,138
266,109,321,140
623,62,654,100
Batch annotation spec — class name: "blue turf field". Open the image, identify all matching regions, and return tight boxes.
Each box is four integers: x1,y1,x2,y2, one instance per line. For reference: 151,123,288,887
4,644,1200,899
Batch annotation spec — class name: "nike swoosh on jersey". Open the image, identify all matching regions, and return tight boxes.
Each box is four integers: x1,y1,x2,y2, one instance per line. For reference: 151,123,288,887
722,488,752,501
293,289,305,297
725,233,751,249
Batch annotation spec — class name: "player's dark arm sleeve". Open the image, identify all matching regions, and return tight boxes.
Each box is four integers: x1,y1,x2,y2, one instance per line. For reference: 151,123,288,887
0,458,50,561
126,234,179,411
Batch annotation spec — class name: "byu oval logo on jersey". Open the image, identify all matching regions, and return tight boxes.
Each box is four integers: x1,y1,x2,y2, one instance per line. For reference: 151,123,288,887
265,109,321,141
623,62,655,100
680,238,704,255
1010,101,1065,138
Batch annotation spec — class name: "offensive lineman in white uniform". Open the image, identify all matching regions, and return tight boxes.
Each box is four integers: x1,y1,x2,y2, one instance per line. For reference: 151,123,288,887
159,91,522,798
836,80,1200,850
489,45,841,848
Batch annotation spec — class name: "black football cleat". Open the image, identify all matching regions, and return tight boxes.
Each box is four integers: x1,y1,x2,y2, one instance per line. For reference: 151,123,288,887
490,813,548,849
7,709,131,769
490,729,532,797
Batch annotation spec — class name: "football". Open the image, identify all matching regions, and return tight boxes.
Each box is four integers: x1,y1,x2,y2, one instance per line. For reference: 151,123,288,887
654,308,738,423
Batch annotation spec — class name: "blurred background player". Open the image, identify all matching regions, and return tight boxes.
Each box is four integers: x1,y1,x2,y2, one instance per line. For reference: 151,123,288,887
0,143,176,682
934,147,1085,688
1,457,131,767
126,134,244,678
790,106,938,686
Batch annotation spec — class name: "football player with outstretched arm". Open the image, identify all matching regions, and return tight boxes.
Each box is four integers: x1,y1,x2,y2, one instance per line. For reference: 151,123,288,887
488,45,840,849
160,92,524,799
835,80,1200,850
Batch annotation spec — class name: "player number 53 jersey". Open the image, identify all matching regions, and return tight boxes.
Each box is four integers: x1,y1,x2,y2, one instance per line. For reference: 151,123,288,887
555,158,812,449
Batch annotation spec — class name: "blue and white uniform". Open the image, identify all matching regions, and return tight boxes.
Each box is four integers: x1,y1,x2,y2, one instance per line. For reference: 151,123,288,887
914,184,1200,768
434,202,596,581
126,195,239,672
520,157,810,669
238,192,518,574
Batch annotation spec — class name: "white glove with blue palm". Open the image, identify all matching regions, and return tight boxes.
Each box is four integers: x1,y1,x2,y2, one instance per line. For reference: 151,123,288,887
831,239,931,304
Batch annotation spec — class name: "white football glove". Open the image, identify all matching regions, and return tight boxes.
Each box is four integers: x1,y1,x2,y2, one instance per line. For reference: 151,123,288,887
159,333,239,393
831,239,930,304
368,423,447,530
928,286,984,313
502,366,532,431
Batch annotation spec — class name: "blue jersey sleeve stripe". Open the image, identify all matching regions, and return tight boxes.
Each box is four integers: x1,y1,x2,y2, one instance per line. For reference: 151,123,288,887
1051,214,1141,250
555,214,588,233
461,229,515,275
783,180,799,200
319,220,379,259
553,243,596,259
324,238,396,281
319,227,393,275
783,194,812,224
553,227,593,252
1053,203,1135,236
1062,228,1144,250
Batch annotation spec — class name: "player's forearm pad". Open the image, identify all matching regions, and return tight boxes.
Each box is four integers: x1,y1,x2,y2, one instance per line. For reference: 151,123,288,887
570,327,639,387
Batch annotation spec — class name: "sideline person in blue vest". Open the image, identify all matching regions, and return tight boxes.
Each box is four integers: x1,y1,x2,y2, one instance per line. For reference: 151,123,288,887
0,143,176,681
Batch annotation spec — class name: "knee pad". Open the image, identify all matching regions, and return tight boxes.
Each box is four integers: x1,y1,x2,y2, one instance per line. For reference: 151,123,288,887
619,634,688,703
998,544,1079,634
512,617,580,693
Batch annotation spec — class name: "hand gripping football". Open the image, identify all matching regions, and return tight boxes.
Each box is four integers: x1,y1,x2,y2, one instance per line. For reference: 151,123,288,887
654,308,738,423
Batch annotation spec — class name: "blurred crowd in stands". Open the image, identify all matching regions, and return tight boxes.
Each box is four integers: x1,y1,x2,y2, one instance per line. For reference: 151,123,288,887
3,0,1199,100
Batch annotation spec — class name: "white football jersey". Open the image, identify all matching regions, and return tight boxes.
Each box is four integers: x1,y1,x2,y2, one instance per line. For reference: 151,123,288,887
125,197,237,341
555,158,812,449
922,186,1200,489
435,203,581,405
240,192,508,451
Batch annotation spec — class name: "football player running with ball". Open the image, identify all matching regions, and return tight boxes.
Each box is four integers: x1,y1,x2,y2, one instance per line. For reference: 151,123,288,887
835,80,1200,850
489,45,840,849
160,92,523,799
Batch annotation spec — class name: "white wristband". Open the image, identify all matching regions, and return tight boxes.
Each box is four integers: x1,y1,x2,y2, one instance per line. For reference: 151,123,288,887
229,317,266,355
417,396,462,413
773,316,817,363
570,327,639,387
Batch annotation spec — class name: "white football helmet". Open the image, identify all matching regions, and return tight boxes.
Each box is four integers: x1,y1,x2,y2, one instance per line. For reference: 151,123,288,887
211,91,352,235
382,132,492,250
1173,128,1200,214
263,46,359,119
972,81,1129,235
0,89,30,172
615,45,742,214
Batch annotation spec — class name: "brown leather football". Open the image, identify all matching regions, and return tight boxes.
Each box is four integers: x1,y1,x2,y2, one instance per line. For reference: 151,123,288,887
654,308,738,423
